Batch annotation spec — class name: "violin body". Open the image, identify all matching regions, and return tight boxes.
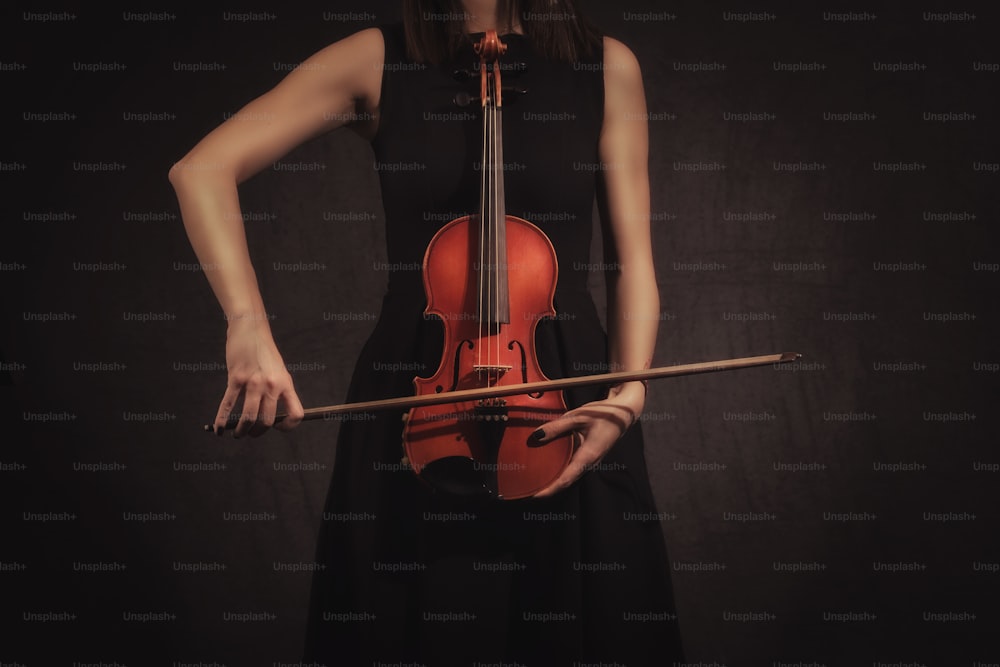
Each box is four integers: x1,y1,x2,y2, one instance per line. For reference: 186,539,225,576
402,214,574,499
392,30,574,499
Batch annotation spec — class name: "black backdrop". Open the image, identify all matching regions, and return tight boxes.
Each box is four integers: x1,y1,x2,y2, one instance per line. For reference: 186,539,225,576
3,1,998,664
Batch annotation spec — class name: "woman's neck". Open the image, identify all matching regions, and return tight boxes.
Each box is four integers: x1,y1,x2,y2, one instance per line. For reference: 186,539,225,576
461,0,523,34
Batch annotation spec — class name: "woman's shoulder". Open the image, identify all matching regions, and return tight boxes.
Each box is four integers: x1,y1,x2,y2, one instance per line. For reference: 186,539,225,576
601,36,642,76
305,25,386,74
367,21,406,62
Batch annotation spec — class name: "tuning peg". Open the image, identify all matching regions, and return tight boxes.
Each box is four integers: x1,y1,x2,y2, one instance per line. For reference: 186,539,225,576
453,92,479,107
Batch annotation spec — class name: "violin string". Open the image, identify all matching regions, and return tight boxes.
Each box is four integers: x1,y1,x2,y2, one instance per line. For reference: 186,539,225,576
478,62,487,378
489,73,498,388
485,75,492,387
495,80,504,386
490,74,497,388
494,72,504,389
484,69,491,388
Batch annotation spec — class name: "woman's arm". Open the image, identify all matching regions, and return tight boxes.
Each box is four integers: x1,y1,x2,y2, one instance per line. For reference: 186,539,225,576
168,28,384,437
597,36,658,415
533,36,657,496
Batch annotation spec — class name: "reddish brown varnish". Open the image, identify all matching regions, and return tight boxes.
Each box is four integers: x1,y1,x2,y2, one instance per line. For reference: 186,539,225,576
401,31,574,499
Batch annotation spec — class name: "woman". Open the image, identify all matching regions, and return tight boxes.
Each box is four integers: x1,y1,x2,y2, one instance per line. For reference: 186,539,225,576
169,0,684,663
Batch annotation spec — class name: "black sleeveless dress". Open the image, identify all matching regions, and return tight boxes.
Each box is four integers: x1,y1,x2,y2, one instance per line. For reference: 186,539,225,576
303,23,684,666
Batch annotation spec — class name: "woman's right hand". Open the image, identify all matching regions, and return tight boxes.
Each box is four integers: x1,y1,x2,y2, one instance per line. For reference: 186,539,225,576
169,28,383,438
213,316,305,438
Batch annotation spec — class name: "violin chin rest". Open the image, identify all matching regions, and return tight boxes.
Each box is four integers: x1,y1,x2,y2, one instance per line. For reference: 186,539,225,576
420,456,495,498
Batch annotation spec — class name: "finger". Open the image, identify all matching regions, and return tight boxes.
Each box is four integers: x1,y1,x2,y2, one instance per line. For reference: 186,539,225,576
530,411,587,444
532,433,594,498
248,393,278,437
234,389,262,439
533,453,591,498
542,405,633,445
214,384,244,436
273,386,305,431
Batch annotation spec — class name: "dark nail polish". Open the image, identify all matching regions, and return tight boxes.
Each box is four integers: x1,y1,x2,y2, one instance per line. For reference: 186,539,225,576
530,429,545,442
216,426,224,436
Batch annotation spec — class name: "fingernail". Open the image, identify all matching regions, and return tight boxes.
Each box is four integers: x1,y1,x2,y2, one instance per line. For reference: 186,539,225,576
216,426,224,437
530,429,545,443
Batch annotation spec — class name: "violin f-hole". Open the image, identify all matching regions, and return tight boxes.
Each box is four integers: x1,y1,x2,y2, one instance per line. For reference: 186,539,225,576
439,339,476,393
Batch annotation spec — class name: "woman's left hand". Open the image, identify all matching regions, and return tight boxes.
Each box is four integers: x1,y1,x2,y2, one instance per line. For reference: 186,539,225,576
531,382,646,498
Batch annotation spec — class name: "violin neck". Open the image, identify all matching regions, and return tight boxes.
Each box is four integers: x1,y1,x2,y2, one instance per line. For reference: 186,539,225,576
478,55,510,326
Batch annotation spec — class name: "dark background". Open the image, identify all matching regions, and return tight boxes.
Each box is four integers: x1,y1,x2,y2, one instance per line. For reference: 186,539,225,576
3,1,997,664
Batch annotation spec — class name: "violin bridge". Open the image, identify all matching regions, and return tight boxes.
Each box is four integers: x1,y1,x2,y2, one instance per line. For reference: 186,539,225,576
473,364,512,385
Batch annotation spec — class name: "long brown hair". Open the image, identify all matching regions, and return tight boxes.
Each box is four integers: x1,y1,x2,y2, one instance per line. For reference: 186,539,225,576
402,0,602,64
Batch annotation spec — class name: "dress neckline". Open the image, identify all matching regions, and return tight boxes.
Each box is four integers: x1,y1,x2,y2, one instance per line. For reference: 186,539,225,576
465,30,526,38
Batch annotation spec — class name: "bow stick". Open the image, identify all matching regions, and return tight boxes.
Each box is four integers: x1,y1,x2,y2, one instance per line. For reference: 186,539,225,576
204,352,802,431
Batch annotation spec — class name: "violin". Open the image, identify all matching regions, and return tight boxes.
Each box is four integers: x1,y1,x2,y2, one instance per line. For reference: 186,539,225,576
206,31,804,500
394,30,570,499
